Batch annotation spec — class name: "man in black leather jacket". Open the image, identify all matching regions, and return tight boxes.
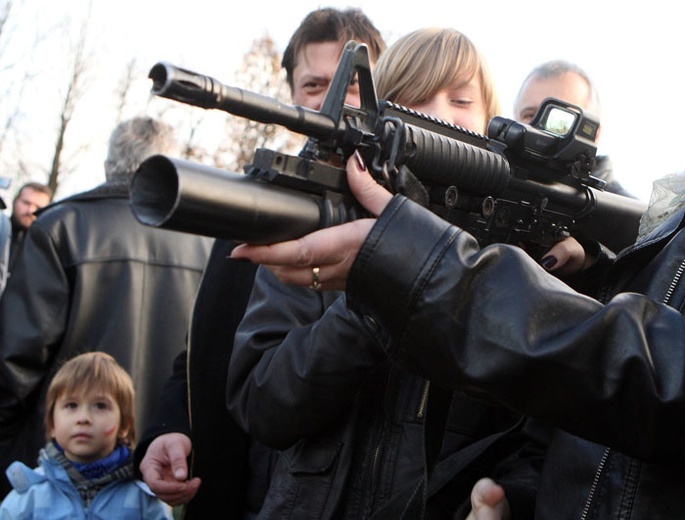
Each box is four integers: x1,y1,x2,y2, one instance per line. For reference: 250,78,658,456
0,116,212,499
232,156,685,518
135,8,387,519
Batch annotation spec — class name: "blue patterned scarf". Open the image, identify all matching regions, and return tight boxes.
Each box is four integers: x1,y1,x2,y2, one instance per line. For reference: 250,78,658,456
54,441,130,480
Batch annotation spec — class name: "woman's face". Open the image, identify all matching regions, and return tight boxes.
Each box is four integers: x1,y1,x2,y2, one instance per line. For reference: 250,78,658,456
408,75,488,134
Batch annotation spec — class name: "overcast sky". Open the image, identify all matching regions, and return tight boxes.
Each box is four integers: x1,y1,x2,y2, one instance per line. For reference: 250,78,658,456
6,0,684,202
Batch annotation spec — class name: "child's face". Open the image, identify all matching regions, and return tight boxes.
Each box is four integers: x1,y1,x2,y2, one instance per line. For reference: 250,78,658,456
50,389,125,463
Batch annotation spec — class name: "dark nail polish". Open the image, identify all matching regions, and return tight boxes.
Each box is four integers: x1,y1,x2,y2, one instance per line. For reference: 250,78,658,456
541,256,558,269
354,150,366,171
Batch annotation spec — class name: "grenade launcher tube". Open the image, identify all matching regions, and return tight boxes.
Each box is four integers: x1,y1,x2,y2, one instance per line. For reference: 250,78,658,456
130,155,338,244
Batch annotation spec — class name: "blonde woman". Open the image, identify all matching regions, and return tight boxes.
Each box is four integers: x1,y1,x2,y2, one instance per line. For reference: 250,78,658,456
227,28,544,519
375,27,499,134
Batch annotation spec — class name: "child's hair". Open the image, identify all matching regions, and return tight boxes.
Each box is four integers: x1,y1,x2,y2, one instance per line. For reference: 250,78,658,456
44,352,136,448
373,27,500,123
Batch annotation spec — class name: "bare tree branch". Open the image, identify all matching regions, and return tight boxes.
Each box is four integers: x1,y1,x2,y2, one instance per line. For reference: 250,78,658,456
46,1,95,193
113,58,138,124
213,33,303,173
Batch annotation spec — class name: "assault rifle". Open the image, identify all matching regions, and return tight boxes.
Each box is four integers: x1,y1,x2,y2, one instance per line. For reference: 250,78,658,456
130,41,646,255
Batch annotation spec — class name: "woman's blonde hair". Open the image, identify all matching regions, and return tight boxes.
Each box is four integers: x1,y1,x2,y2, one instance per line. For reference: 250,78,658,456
374,27,500,124
44,352,136,448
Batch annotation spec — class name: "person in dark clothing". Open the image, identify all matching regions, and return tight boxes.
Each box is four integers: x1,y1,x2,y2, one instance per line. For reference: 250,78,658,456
135,8,386,519
231,147,685,517
0,116,212,500
136,240,258,517
226,28,547,519
7,181,52,273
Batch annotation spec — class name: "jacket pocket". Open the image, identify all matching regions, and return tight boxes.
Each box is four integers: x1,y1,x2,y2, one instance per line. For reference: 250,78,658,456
257,436,345,520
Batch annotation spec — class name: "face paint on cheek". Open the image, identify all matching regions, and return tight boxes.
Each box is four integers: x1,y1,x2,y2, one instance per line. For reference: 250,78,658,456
104,425,118,437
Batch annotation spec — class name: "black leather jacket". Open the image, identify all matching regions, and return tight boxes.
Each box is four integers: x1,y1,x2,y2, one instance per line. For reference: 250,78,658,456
0,183,212,495
347,194,685,519
228,267,546,519
135,239,258,519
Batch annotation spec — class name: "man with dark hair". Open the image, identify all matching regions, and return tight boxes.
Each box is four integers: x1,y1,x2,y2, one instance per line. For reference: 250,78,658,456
281,7,385,109
8,181,52,272
135,7,385,519
0,116,212,500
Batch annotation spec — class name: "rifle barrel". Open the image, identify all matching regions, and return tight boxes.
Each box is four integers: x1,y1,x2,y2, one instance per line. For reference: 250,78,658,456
149,62,338,140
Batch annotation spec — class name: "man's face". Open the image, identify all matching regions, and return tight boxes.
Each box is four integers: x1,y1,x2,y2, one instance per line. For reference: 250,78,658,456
291,41,370,110
12,187,51,230
514,72,593,124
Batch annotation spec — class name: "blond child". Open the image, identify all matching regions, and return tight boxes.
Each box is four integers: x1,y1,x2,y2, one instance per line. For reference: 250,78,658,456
0,352,172,519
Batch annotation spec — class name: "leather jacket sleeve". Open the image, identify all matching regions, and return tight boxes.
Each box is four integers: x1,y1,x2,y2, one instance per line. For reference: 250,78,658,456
226,266,385,450
0,220,69,432
347,195,685,463
133,349,191,472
